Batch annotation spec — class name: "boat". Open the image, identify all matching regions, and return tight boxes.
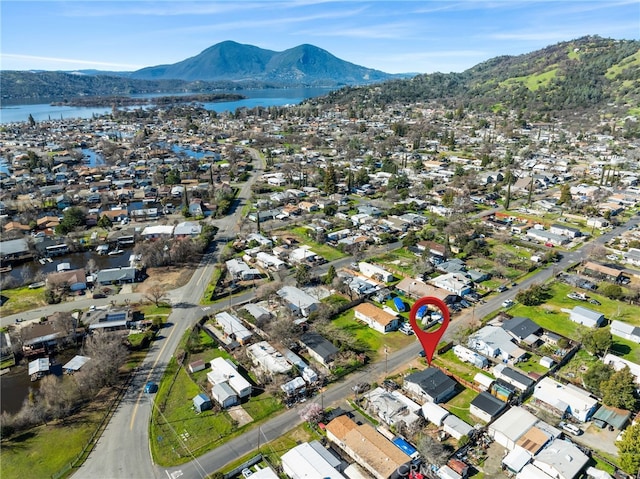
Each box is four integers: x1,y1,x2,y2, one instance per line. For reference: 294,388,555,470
108,249,124,256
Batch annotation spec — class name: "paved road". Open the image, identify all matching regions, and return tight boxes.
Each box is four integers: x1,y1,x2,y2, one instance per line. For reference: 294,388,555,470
54,163,633,479
73,149,265,479
157,216,640,479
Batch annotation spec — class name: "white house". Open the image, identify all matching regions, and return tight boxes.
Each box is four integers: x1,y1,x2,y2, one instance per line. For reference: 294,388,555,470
609,320,640,344
603,354,640,385
532,438,589,479
358,262,394,282
532,377,598,422
569,306,605,328
256,251,287,271
214,311,252,344
246,341,292,375
281,442,345,479
354,303,400,334
468,326,527,363
488,407,538,451
277,286,320,317
429,272,473,296
208,357,252,399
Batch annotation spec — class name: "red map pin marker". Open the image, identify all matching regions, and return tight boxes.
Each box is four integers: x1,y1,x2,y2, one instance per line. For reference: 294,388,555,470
409,296,450,366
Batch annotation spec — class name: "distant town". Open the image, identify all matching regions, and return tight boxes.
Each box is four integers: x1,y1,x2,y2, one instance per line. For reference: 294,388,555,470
1,97,640,479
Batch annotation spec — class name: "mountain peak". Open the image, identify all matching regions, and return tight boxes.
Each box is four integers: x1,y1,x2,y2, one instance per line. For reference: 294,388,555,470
131,41,395,86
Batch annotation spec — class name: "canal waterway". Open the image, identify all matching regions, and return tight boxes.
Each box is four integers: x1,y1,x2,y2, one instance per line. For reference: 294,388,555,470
1,348,80,414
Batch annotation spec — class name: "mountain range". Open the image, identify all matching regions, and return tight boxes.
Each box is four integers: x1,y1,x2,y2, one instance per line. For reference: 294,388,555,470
0,41,402,101
2,37,639,118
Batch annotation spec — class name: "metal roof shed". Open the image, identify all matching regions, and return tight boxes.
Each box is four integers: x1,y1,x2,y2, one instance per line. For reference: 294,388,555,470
62,355,90,373
193,393,212,413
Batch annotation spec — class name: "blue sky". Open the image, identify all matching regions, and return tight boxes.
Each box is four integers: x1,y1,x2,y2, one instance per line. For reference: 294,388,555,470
1,1,638,74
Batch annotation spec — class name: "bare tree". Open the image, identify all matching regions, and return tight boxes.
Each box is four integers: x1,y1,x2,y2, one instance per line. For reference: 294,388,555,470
80,331,128,391
145,283,168,307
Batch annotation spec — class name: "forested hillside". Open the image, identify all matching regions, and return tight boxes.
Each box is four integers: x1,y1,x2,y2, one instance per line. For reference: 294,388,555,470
315,36,640,118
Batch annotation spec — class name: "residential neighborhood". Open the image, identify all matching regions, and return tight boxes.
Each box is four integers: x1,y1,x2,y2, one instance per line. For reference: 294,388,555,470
1,92,640,479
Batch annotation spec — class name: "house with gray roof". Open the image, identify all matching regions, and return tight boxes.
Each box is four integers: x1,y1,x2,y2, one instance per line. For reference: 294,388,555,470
493,364,535,392
470,391,507,423
404,368,457,403
609,320,640,343
94,266,138,285
468,325,527,363
277,286,320,317
569,306,605,328
300,332,338,367
501,316,542,343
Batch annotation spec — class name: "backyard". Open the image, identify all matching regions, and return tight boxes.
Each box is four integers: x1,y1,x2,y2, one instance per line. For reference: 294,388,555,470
150,336,284,467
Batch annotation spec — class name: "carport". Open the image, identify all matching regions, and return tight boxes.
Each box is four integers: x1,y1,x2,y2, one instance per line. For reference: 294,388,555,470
591,405,631,430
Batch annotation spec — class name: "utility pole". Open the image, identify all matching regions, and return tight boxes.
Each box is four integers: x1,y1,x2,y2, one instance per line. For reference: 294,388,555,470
384,345,389,375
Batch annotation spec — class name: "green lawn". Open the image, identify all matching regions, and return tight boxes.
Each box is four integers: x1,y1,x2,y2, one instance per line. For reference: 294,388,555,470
508,282,640,346
332,310,417,357
288,227,347,261
0,285,48,316
443,388,479,426
151,359,236,465
0,406,107,479
433,349,489,383
151,353,284,467
517,353,550,376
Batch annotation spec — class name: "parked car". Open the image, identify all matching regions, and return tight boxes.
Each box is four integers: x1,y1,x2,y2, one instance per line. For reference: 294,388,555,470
242,468,253,478
502,299,514,308
383,380,399,390
399,323,414,335
589,299,601,305
144,381,158,394
559,421,582,436
352,382,370,394
497,285,508,293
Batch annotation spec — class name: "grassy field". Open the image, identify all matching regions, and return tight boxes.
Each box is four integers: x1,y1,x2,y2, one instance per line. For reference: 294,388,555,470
443,388,479,426
332,310,417,357
287,227,347,262
150,358,236,466
150,353,284,467
0,285,48,316
0,394,113,479
433,349,489,383
508,282,640,346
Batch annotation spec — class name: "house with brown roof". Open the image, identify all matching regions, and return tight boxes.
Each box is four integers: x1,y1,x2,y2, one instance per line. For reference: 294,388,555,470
36,216,60,230
3,221,31,233
46,268,87,292
582,261,624,283
354,302,400,334
325,415,410,479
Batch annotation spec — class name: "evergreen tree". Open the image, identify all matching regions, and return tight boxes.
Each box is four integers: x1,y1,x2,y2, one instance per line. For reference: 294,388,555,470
324,163,337,195
602,366,638,410
617,422,640,475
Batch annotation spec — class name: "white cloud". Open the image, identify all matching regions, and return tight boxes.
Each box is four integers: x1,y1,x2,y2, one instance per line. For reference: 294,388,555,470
1,54,142,70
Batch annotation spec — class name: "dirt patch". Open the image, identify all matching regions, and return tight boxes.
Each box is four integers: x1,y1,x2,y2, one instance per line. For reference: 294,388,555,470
134,266,195,294
228,405,253,427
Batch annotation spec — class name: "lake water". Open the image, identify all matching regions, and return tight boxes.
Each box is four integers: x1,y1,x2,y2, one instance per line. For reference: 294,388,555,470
0,87,335,124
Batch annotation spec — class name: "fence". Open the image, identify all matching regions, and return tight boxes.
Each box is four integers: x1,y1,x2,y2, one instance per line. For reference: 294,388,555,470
51,371,135,479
